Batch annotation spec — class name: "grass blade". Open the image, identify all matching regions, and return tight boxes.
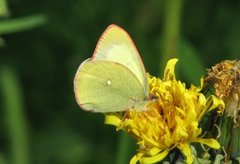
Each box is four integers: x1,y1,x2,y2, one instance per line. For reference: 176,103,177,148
0,14,46,35
0,65,29,164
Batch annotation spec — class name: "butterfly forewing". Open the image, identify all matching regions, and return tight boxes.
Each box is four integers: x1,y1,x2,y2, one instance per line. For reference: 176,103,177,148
92,24,149,97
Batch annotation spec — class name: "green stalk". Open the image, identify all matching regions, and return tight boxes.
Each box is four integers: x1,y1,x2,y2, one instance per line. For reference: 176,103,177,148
0,65,29,164
115,132,134,164
160,0,183,73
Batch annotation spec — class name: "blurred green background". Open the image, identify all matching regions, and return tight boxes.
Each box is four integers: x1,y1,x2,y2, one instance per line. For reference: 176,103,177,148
0,0,240,164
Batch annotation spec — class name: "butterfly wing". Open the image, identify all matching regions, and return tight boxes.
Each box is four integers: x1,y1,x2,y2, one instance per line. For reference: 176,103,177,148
91,24,149,97
74,60,146,113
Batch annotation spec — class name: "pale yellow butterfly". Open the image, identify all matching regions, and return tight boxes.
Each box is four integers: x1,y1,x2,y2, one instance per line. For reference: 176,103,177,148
74,24,150,113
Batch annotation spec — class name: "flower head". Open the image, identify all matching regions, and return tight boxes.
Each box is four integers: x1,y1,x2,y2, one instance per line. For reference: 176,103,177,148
105,59,224,164
204,60,240,122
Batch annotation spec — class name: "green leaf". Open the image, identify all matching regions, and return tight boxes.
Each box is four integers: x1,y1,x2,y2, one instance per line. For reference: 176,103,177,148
0,14,46,35
178,39,205,85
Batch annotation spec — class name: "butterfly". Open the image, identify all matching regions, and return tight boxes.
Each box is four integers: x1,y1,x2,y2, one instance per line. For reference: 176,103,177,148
74,24,151,113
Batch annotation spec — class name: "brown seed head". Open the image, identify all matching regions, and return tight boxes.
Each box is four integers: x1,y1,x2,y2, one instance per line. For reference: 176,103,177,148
204,60,240,122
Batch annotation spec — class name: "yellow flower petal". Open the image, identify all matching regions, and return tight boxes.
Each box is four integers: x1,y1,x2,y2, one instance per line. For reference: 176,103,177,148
129,148,167,164
178,143,193,164
141,149,169,164
104,114,121,126
197,95,225,121
130,152,144,164
192,138,220,149
130,149,169,164
148,147,161,156
207,95,225,113
163,58,178,81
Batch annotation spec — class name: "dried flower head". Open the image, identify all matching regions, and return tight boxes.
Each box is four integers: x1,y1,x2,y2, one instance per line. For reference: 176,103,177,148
204,60,240,123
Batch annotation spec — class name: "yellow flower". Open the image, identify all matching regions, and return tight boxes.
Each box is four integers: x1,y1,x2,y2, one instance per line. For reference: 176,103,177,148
105,59,224,164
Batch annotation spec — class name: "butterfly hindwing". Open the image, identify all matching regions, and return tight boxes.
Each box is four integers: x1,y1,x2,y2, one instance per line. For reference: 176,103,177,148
74,60,145,112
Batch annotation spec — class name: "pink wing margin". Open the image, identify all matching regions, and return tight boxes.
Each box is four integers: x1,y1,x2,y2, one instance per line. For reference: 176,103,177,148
91,24,147,75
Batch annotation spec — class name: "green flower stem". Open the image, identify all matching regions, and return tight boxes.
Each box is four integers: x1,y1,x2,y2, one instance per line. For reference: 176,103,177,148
160,0,183,73
115,132,134,164
0,65,29,164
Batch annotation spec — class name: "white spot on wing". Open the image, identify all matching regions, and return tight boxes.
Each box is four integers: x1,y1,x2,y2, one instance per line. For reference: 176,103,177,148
106,80,112,86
